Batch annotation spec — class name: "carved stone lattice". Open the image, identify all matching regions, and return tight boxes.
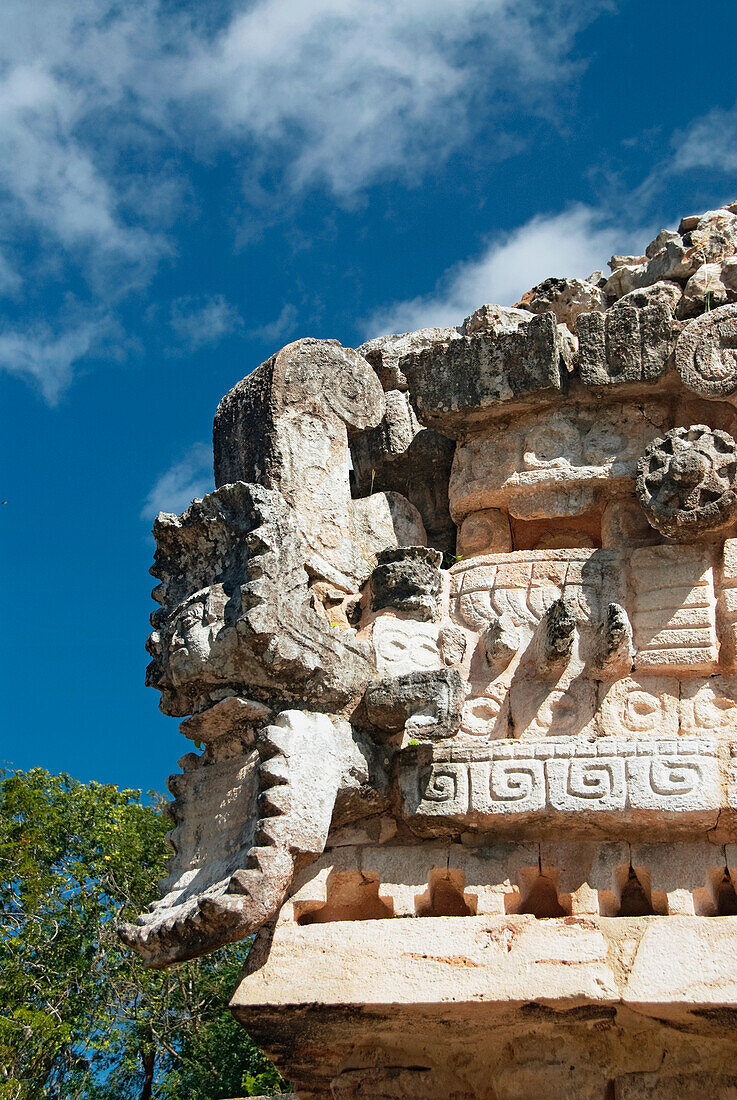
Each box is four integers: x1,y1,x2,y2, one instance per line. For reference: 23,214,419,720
636,425,737,539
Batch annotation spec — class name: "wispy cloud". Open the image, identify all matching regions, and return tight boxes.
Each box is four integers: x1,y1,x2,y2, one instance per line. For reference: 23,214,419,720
248,303,299,346
0,5,170,279
0,249,21,296
0,0,612,402
670,100,737,176
141,444,213,520
365,205,643,335
0,317,115,404
181,0,608,198
169,295,243,353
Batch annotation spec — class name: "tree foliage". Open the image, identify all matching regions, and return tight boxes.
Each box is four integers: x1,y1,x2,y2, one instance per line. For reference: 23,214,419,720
0,768,288,1099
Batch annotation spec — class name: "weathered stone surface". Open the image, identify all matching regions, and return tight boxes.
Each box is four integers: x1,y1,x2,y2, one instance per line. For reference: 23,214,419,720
676,303,737,398
232,906,737,1097
604,261,647,299
128,198,737,1092
402,312,565,434
611,279,683,315
636,425,737,540
350,389,457,554
370,546,443,620
357,327,461,391
645,228,681,260
212,338,420,587
541,596,576,662
457,507,512,555
365,668,464,740
641,239,700,284
629,544,718,672
461,302,531,336
214,337,383,484
449,402,667,522
515,276,606,330
118,710,374,966
399,738,724,833
482,612,520,668
146,483,376,716
685,208,737,264
678,262,731,317
576,302,674,386
372,617,442,677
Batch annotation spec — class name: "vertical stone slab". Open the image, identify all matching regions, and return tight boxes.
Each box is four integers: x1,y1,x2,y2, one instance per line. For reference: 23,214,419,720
630,545,718,672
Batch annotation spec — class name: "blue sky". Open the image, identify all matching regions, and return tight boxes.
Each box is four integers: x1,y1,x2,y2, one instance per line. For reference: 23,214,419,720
2,0,736,793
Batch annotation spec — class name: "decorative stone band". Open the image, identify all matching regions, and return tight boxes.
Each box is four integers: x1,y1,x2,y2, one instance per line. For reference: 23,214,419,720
398,738,732,838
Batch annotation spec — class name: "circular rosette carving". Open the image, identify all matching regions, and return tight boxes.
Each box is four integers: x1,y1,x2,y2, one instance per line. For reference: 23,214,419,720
636,425,737,540
676,304,737,398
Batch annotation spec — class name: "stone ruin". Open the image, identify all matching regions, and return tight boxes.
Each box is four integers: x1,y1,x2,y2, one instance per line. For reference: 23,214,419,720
120,201,737,1099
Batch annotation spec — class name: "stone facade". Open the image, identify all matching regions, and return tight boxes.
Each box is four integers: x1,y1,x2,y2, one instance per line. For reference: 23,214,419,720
122,200,737,1098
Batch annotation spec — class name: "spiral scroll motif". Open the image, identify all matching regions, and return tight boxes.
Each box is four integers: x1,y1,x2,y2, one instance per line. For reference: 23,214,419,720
636,425,737,540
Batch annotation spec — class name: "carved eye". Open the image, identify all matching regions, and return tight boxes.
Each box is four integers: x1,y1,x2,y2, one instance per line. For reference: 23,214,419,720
623,691,659,730
180,609,202,630
416,641,439,666
376,631,409,662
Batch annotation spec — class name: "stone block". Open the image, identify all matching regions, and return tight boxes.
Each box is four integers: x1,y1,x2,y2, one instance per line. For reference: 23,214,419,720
576,303,674,386
402,313,564,434
630,545,718,672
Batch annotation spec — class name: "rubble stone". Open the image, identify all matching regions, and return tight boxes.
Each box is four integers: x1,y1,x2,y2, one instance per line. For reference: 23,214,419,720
514,276,606,330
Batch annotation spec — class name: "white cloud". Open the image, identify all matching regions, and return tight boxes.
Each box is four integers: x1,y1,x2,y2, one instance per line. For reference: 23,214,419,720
181,0,607,197
249,303,299,346
0,0,610,399
169,295,243,352
0,249,21,296
670,101,737,176
142,444,214,520
0,4,169,277
365,205,644,335
0,318,113,403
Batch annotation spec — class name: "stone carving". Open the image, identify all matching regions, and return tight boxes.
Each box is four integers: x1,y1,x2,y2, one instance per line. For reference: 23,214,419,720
401,312,565,433
119,710,374,966
449,402,667,523
128,198,737,1098
514,275,606,330
212,337,425,587
719,537,737,666
675,303,737,397
636,425,737,539
399,739,722,829
630,545,717,672
509,678,597,739
146,482,376,716
370,546,442,619
577,302,674,386
598,677,679,737
365,669,464,740
372,617,441,677
679,677,737,734
350,389,457,555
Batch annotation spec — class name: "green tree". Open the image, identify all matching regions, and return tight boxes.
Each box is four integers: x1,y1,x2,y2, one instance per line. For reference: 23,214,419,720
0,768,288,1099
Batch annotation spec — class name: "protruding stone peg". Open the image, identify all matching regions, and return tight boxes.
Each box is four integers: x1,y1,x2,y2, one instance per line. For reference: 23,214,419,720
541,598,576,663
594,602,634,673
482,612,520,668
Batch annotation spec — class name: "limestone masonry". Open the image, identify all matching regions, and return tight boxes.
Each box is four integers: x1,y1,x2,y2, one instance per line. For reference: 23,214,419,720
121,201,737,1098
